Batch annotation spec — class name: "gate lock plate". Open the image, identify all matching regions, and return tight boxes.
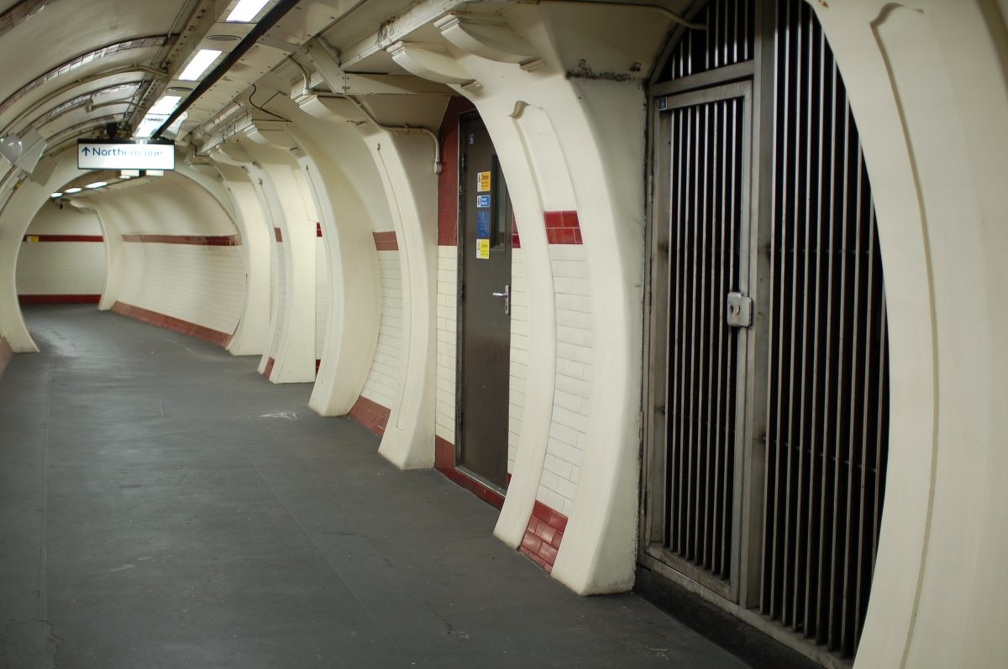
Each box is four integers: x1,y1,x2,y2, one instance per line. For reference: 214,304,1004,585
726,292,753,328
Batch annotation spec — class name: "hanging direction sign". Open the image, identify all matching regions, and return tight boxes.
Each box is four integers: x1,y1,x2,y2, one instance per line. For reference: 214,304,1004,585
77,140,175,171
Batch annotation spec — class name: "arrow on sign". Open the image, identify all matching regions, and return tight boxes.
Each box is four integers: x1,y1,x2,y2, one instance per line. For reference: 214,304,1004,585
81,147,90,156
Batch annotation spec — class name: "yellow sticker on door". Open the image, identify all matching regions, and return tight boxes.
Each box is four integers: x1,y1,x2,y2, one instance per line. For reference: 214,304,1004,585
477,171,492,193
476,238,490,259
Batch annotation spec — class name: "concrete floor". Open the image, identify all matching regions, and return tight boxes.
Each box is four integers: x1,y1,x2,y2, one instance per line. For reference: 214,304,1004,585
0,305,751,668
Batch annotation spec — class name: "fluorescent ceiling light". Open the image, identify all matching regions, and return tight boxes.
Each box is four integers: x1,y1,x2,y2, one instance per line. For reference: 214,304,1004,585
121,169,140,178
134,95,181,138
227,0,269,22
86,181,107,189
64,187,82,194
149,95,181,115
178,49,221,81
146,170,165,177
51,192,62,198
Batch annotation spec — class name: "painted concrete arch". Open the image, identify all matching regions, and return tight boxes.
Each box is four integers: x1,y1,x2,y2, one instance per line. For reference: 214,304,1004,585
809,1,1008,667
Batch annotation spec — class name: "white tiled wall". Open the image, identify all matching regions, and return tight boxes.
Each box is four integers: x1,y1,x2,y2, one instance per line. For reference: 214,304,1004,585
17,241,106,295
435,245,458,444
120,243,245,335
537,244,592,516
315,236,329,362
360,249,401,409
508,248,529,474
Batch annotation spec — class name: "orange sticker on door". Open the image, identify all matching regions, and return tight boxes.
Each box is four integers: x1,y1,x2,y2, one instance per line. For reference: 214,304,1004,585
477,171,491,193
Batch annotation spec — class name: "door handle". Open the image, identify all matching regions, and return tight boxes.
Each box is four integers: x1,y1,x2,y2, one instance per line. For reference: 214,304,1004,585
492,284,510,315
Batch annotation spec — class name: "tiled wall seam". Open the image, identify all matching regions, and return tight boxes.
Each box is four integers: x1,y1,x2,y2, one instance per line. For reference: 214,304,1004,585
538,243,592,517
17,241,106,295
360,251,401,409
435,245,458,444
508,248,529,474
120,244,244,335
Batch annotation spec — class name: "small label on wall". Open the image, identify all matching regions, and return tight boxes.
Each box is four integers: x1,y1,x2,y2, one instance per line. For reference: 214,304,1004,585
477,171,492,193
476,238,490,259
477,210,491,238
476,195,491,208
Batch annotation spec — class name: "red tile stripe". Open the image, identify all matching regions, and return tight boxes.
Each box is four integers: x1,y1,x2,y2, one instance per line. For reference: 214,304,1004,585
19,295,100,305
316,222,323,238
274,228,283,243
372,231,398,251
434,435,455,473
519,500,569,573
543,210,582,245
111,301,233,348
512,219,521,250
0,335,12,378
348,395,392,437
22,234,103,242
263,357,276,380
434,436,507,510
122,234,239,246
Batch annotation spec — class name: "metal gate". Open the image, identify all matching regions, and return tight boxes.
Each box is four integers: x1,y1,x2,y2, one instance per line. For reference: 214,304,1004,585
649,81,752,598
644,0,889,661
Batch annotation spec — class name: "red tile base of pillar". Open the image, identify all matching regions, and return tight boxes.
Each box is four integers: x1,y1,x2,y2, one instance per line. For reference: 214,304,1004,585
520,501,569,573
348,395,391,437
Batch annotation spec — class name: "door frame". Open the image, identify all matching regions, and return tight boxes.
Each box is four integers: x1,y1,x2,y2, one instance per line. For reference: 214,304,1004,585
453,110,513,490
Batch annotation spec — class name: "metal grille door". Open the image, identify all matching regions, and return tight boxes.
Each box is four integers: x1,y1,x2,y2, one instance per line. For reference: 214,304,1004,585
654,82,752,589
760,0,889,657
645,0,890,661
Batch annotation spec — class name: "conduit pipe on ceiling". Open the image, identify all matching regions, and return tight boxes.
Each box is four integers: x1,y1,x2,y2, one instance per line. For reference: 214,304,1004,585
309,38,442,174
152,0,302,140
345,96,441,174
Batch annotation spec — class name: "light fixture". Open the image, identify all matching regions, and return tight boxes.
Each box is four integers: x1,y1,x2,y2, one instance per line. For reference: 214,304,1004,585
134,95,182,139
64,187,82,194
0,135,22,163
226,0,270,22
16,130,45,173
146,170,165,177
50,192,62,198
120,169,140,178
85,181,107,189
178,49,222,81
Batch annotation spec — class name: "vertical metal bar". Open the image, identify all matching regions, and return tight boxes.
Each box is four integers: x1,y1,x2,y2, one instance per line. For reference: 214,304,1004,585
765,0,788,619
854,158,877,649
709,100,726,572
840,114,866,655
791,0,815,628
781,0,808,627
665,108,678,551
800,21,827,638
826,91,852,651
815,50,841,643
697,101,712,568
872,289,888,568
672,107,690,554
685,104,701,560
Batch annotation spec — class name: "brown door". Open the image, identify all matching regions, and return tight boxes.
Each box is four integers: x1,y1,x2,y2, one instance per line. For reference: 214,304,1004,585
457,112,512,489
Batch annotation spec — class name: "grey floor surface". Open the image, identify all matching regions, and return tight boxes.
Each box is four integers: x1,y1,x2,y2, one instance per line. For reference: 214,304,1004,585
0,305,750,668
